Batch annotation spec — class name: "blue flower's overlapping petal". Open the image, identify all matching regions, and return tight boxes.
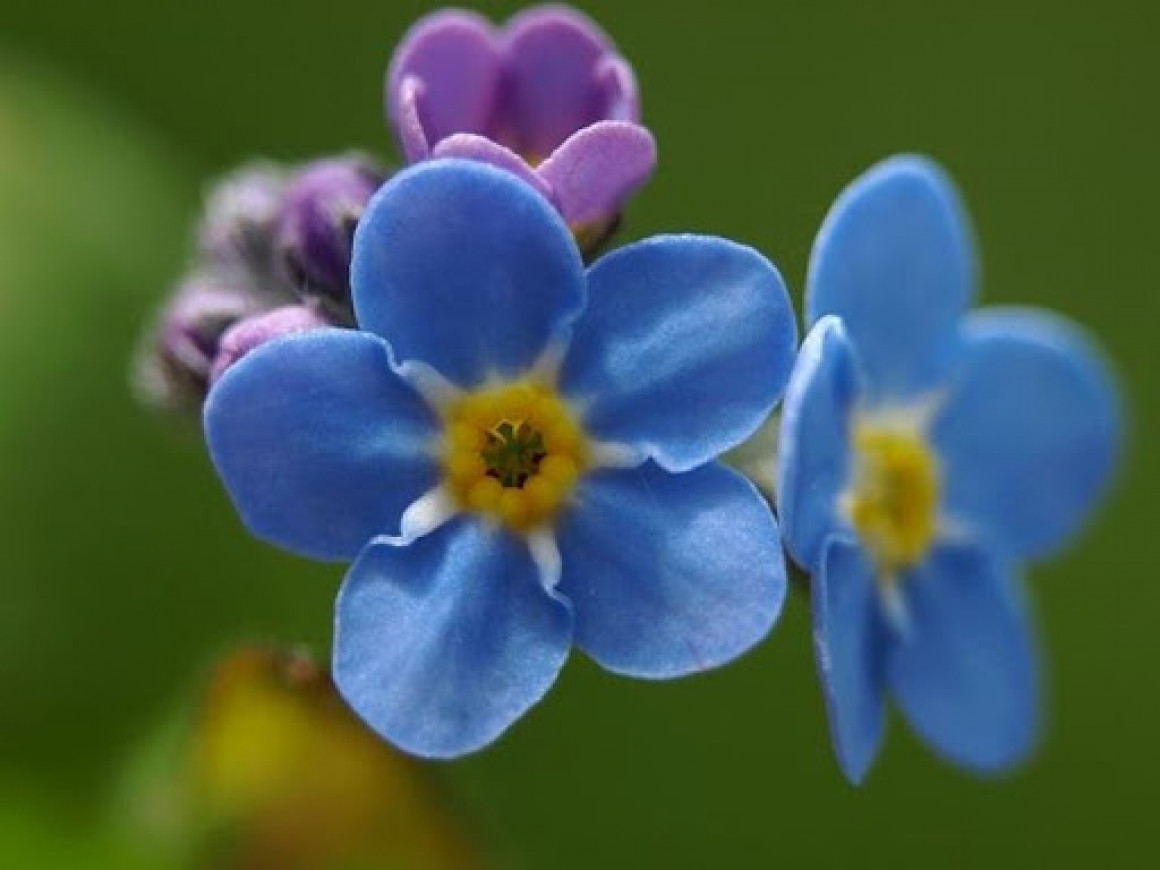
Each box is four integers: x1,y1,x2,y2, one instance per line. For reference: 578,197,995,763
204,330,439,561
813,538,887,785
351,160,585,387
561,236,795,472
887,544,1040,774
777,316,859,572
556,462,784,678
807,155,975,398
934,308,1122,561
334,519,573,758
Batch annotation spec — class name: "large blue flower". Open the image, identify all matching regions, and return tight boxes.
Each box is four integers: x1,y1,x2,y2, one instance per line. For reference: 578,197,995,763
205,159,797,757
778,156,1121,783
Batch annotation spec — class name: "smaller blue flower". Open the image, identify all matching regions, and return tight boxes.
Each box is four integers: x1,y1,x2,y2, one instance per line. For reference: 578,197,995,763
778,155,1121,783
205,159,798,757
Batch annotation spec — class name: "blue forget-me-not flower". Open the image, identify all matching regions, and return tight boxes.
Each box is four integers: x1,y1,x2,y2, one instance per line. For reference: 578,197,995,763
205,159,797,757
777,156,1121,783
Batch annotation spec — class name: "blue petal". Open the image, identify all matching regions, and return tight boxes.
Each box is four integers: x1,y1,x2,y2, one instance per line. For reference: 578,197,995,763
204,330,439,561
333,519,573,758
933,308,1121,561
351,160,585,387
807,155,975,399
560,236,796,472
556,462,785,678
814,537,888,785
887,543,1040,774
777,317,858,573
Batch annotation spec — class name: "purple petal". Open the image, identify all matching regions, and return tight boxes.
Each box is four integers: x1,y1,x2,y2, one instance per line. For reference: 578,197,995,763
431,134,554,203
499,6,617,157
275,155,386,306
538,121,656,226
393,77,432,162
386,10,502,159
137,277,260,413
210,305,330,383
595,55,641,122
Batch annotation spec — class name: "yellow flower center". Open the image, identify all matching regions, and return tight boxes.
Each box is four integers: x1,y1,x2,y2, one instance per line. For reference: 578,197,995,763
843,422,940,572
442,381,588,531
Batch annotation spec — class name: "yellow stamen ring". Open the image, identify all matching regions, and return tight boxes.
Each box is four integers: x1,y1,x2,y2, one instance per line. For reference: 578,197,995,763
843,422,940,574
442,381,589,531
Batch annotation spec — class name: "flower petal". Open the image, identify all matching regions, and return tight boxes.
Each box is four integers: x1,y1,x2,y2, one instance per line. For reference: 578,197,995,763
538,121,656,226
351,160,585,387
561,236,795,472
595,55,641,123
500,6,615,157
333,519,573,758
556,462,785,678
431,133,553,201
386,10,501,157
814,537,888,785
933,308,1121,560
210,304,329,383
204,330,439,561
392,77,431,162
777,317,859,572
887,543,1040,774
807,155,976,399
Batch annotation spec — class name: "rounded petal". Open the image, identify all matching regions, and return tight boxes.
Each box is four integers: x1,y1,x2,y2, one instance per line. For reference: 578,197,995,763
814,538,888,785
807,155,976,398
386,10,501,154
595,55,641,122
561,236,796,472
538,121,656,226
333,519,573,758
431,133,553,201
777,317,859,572
351,160,585,387
210,304,329,383
500,6,615,156
556,462,785,679
933,308,1122,561
204,330,439,561
887,544,1040,774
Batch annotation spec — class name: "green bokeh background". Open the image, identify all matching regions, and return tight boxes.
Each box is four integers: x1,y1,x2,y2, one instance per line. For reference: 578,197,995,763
1,0,1156,865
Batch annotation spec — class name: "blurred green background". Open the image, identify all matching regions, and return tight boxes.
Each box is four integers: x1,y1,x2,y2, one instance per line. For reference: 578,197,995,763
1,0,1156,865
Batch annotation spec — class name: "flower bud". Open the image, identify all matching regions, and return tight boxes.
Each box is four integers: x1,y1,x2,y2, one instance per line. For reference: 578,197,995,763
197,163,289,282
275,155,386,316
210,304,330,383
134,277,259,413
